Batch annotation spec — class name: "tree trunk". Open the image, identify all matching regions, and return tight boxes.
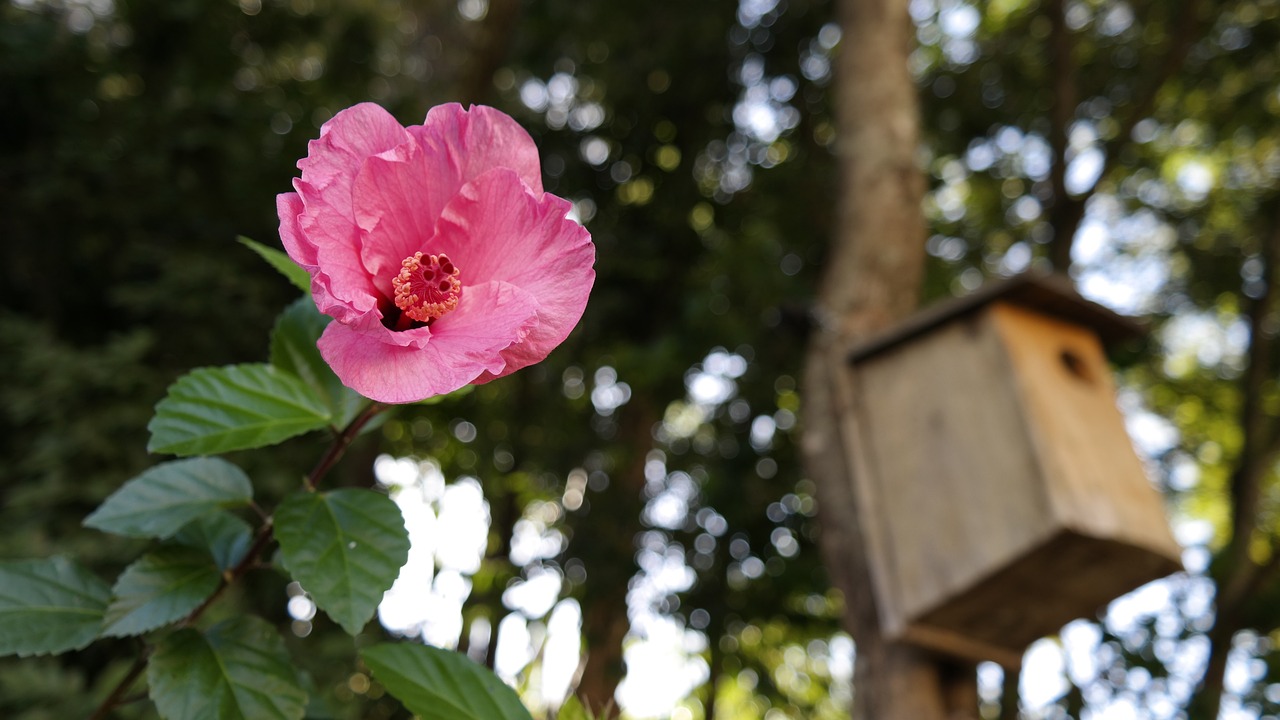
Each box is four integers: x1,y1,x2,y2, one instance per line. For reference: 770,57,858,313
571,399,658,714
800,0,978,718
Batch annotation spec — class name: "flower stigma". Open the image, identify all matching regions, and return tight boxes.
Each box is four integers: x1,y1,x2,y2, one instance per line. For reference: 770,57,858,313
392,252,461,325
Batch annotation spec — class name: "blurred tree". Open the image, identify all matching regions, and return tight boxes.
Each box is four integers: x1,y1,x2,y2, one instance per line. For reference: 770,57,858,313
798,0,977,715
905,0,1280,718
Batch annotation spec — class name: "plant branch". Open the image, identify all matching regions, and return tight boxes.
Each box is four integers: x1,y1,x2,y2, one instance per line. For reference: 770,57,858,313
180,524,277,628
1230,252,1278,559
1047,0,1206,270
1194,206,1280,720
305,402,387,491
88,401,389,719
1222,206,1280,603
1046,0,1080,271
87,651,150,720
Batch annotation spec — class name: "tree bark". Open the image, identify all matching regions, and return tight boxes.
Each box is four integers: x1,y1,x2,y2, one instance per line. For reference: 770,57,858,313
1189,202,1280,720
800,0,977,718
571,400,658,714
1046,0,1082,271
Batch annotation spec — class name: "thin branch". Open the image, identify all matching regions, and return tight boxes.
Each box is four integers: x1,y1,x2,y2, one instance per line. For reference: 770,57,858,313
1191,617,1235,720
1224,205,1280,597
1047,0,1206,269
88,401,389,719
87,652,149,720
178,524,276,628
1046,0,1080,270
1194,207,1280,720
248,500,270,524
304,402,387,491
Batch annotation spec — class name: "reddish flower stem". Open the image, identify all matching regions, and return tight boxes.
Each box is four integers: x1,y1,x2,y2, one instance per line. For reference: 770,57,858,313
305,402,387,490
87,651,149,720
87,401,388,719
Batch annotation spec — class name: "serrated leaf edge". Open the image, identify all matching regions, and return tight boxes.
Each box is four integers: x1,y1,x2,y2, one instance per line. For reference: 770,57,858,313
148,364,331,455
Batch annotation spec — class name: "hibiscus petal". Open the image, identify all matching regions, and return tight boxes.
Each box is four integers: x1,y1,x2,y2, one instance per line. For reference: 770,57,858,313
285,104,413,320
298,103,413,225
431,168,595,380
317,281,538,404
409,104,545,206
352,141,445,299
277,192,317,269
282,183,380,323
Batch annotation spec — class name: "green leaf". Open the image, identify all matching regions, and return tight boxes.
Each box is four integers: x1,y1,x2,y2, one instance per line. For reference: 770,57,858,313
174,511,254,572
84,457,253,539
361,643,533,720
148,615,307,720
269,298,367,428
299,672,338,720
554,696,604,720
101,546,221,638
273,489,409,635
0,558,111,657
148,364,331,456
238,236,311,293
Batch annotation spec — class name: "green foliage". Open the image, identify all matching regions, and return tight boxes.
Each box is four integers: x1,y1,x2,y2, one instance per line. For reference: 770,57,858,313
554,696,617,720
273,489,409,635
360,643,534,720
173,511,254,572
0,654,101,719
101,546,221,638
269,298,366,429
7,0,1279,715
83,457,253,539
148,616,308,720
238,236,312,294
147,364,332,456
0,558,110,658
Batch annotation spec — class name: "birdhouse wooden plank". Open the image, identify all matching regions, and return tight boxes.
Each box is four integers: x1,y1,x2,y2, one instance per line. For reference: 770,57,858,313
839,272,1182,667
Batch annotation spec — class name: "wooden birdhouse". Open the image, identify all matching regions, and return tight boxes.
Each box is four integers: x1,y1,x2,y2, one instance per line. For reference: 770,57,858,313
840,272,1182,668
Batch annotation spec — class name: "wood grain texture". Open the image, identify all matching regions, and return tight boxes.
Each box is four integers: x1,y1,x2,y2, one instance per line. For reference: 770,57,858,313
991,302,1182,561
843,301,1181,666
850,311,1054,625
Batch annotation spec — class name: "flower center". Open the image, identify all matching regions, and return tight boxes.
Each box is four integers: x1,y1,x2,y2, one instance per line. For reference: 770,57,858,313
392,252,461,324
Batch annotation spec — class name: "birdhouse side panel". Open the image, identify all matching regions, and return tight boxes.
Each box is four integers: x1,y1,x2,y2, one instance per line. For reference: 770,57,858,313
850,312,1058,623
990,303,1182,563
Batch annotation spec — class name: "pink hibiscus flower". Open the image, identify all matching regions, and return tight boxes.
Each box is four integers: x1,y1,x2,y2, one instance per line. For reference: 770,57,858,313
277,103,595,404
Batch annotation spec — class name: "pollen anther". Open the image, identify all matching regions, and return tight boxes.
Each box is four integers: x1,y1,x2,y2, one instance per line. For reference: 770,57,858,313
392,252,461,324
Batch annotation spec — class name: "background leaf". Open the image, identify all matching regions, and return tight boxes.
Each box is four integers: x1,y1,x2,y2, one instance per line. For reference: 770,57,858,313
0,558,111,657
148,615,307,720
269,298,366,428
101,546,221,638
173,511,254,572
237,236,311,293
361,643,533,720
147,364,331,456
273,489,409,635
83,457,253,539
415,384,474,406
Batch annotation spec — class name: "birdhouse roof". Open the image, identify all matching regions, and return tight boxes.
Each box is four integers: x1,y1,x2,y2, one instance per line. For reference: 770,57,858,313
847,271,1146,363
